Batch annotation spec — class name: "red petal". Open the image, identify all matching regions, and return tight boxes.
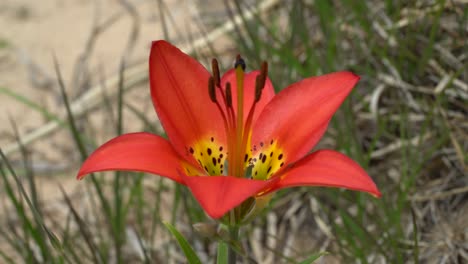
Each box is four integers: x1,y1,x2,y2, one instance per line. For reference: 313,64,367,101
149,40,225,160
252,71,360,164
77,132,184,183
181,174,278,219
221,69,275,125
271,150,381,197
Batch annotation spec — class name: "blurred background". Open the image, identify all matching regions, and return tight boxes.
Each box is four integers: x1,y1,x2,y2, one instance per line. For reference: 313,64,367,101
0,0,467,263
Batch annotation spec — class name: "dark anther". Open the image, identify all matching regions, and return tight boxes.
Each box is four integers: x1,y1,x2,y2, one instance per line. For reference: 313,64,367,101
208,77,217,103
234,55,246,71
254,62,268,102
225,83,233,107
260,61,268,80
211,58,221,87
254,76,263,102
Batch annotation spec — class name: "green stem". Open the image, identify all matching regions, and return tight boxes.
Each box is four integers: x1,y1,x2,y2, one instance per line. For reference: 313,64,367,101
228,225,239,264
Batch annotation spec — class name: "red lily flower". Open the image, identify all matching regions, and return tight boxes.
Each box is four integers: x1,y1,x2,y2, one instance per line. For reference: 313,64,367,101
77,40,380,219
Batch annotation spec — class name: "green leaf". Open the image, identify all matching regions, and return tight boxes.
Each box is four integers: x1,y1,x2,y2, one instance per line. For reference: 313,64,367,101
163,222,202,264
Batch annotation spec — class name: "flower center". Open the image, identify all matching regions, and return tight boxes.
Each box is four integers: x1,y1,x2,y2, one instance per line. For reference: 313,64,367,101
186,56,286,180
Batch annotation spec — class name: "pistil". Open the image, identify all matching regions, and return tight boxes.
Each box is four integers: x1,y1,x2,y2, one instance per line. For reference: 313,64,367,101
234,55,246,177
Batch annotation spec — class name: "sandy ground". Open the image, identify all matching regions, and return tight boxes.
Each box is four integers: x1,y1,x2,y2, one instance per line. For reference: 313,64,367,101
0,0,201,129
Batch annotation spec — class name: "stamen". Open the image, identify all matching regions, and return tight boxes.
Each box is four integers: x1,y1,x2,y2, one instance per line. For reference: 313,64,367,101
225,82,233,108
254,62,268,102
241,63,268,164
224,82,236,138
211,59,221,87
208,77,217,103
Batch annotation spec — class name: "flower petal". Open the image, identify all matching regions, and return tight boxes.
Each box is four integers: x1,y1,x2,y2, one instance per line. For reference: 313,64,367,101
77,132,184,183
149,40,225,161
181,174,278,219
271,150,381,197
221,69,275,125
252,71,360,164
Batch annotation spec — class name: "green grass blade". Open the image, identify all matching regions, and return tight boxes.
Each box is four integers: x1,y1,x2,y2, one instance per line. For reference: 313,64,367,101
163,222,202,264
298,251,329,264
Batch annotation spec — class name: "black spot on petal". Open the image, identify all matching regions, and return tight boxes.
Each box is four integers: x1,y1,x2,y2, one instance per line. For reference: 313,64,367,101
278,154,283,160
207,148,212,156
212,157,217,166
280,162,284,167
210,137,214,142
189,147,194,154
262,155,267,163
270,152,273,157
267,166,272,173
